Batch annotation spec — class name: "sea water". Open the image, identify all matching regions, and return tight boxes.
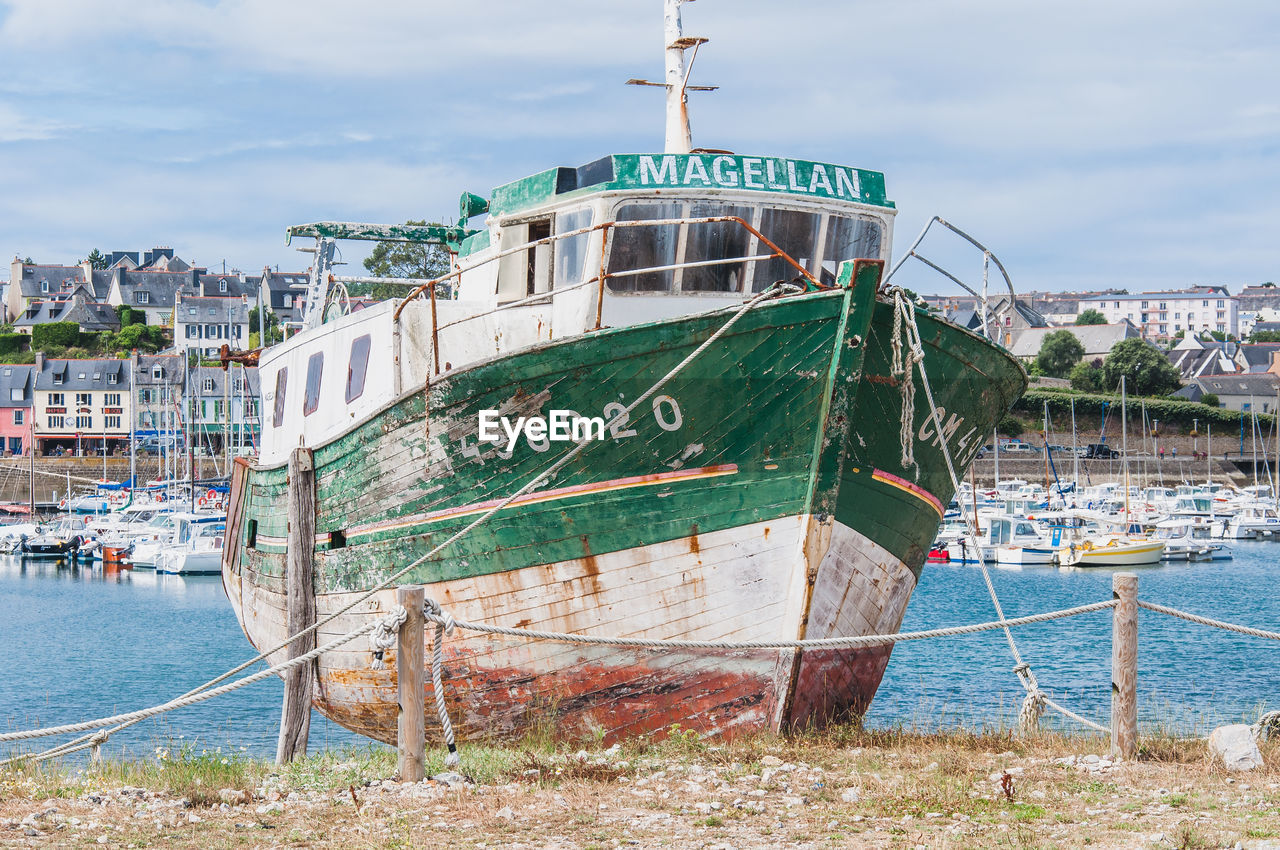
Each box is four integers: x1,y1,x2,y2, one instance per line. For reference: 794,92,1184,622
0,545,1276,761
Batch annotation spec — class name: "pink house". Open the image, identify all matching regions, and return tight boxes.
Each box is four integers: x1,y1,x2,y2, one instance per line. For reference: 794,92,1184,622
0,364,34,455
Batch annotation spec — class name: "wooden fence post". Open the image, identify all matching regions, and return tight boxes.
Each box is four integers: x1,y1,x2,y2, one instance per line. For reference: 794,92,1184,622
276,447,316,765
1111,572,1138,760
397,585,426,782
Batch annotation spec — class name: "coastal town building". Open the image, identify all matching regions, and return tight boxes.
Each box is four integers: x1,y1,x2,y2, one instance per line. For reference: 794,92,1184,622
30,354,133,455
1077,287,1238,339
173,293,250,357
1183,373,1280,413
12,286,121,335
130,353,185,442
189,365,261,454
0,364,35,456
1008,321,1141,363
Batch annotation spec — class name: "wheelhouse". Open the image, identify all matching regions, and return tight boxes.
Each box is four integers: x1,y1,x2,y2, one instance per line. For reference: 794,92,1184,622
258,152,897,465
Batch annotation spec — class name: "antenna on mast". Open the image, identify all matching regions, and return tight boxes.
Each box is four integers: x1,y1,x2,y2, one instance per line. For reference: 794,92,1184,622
626,0,718,154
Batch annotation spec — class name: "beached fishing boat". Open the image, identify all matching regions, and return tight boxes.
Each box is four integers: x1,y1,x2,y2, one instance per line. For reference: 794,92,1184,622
222,1,1026,743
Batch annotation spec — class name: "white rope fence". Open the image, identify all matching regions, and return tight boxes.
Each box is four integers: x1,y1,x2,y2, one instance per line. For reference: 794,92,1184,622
422,599,1118,650
1137,601,1280,642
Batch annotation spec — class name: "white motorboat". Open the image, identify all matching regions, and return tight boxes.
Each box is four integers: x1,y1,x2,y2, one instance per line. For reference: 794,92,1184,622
155,517,227,575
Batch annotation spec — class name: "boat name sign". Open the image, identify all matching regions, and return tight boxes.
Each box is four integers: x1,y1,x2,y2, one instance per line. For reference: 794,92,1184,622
627,154,890,206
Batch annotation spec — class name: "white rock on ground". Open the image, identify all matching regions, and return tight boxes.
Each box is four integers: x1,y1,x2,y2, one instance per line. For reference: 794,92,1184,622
1209,725,1264,771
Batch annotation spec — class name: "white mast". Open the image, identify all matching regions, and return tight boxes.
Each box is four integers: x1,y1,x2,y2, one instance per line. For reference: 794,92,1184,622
628,0,717,154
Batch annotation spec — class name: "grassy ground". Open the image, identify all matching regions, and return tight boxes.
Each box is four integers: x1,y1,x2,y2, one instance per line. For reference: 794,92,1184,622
3,727,1280,848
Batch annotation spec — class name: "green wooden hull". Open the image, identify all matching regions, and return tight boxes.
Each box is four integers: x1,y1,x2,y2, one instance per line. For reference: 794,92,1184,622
224,278,1025,742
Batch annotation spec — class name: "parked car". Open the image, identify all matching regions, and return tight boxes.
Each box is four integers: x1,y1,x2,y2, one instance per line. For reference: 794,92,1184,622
134,436,178,456
1082,443,1120,459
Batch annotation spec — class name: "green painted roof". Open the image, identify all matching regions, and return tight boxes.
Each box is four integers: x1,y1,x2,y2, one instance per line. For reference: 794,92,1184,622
487,153,893,218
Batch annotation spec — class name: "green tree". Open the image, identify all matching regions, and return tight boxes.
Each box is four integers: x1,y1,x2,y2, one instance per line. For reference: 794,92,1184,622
1200,393,1219,408
1075,309,1107,325
359,220,452,300
1102,338,1182,396
247,306,283,346
997,414,1025,438
1250,330,1280,343
1069,360,1105,393
1036,329,1085,378
109,323,167,354
85,249,108,270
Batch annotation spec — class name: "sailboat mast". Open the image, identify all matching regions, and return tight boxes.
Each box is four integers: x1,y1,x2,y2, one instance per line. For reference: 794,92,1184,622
1042,400,1051,496
1121,375,1129,518
1070,397,1079,494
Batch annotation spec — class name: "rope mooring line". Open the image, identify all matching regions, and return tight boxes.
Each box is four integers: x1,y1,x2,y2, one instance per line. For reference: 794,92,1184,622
422,598,1118,651
1137,601,1280,642
888,288,1109,736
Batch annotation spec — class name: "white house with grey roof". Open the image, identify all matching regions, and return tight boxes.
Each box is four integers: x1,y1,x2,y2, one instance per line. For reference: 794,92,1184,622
104,268,199,326
174,293,250,357
7,259,91,321
1079,287,1238,339
30,354,133,455
13,286,121,335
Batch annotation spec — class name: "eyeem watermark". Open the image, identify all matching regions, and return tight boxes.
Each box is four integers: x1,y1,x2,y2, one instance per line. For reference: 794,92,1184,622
478,410,607,452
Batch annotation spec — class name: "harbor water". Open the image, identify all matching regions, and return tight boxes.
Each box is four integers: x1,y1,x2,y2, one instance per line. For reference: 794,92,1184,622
0,545,1276,761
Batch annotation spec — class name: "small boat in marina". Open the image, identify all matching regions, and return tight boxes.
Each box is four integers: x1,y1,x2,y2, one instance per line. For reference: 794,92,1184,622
156,517,227,575
1152,518,1231,562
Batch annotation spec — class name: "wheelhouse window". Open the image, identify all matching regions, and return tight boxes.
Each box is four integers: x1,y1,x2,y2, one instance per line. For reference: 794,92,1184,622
272,368,288,427
496,215,554,302
346,335,371,403
606,200,882,293
303,352,323,416
553,208,594,288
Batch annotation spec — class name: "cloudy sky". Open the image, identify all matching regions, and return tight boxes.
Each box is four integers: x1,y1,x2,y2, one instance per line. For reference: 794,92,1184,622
0,0,1277,295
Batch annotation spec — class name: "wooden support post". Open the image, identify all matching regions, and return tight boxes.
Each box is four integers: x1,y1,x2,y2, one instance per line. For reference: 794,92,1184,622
1111,572,1138,760
276,447,317,765
397,585,426,782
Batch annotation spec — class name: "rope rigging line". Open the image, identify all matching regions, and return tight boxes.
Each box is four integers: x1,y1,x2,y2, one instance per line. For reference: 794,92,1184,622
1,283,798,765
421,599,1117,651
887,288,1108,735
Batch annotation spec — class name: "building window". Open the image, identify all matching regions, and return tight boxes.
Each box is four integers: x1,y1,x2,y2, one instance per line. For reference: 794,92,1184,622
152,366,163,379
13,410,23,426
1141,301,1148,309
48,392,63,406
246,398,258,419
75,392,91,407
107,373,117,384
104,393,121,406
213,400,225,420
1159,302,1167,310
1218,300,1225,308
75,415,92,429
272,368,288,428
187,325,198,339
346,335,372,403
1114,302,1120,309
40,281,49,293
233,377,244,394
1203,300,1209,307
52,373,63,385
48,415,64,429
105,415,120,429
206,324,219,338
219,279,228,293
1218,311,1226,319
9,388,22,402
202,377,214,393
304,352,323,416
135,291,149,304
